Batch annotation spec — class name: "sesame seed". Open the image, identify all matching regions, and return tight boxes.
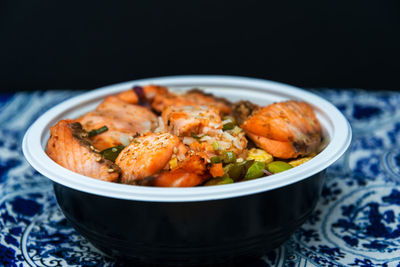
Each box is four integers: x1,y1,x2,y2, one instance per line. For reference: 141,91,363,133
107,169,114,173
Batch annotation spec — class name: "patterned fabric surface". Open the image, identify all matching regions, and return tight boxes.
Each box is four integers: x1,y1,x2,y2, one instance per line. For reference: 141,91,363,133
1,89,400,267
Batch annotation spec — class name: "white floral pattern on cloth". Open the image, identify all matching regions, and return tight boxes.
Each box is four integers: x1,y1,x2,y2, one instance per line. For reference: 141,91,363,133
1,89,400,267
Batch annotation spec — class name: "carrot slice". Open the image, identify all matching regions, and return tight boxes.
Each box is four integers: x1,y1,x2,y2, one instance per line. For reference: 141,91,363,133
210,163,224,178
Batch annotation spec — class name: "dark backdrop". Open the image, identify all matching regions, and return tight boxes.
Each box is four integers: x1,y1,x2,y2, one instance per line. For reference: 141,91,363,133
1,1,399,91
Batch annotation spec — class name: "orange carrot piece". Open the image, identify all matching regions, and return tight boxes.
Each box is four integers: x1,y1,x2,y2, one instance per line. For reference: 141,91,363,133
210,163,224,178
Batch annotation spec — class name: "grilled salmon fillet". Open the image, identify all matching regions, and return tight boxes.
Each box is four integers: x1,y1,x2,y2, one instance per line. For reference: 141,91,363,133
152,89,231,115
242,100,322,158
46,120,120,182
78,96,158,150
115,132,185,183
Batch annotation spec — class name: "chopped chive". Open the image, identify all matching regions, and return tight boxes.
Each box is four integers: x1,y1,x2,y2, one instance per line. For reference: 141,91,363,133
222,122,235,131
88,126,108,137
100,145,125,162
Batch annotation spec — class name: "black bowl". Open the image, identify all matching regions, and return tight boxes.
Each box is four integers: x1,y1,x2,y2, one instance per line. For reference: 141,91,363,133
53,171,324,266
23,76,351,266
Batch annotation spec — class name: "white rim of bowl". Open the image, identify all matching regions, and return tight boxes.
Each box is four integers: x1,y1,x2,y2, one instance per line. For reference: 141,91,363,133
22,75,352,202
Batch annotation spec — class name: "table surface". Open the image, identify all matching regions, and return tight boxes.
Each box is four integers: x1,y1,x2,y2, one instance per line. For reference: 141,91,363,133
1,89,400,267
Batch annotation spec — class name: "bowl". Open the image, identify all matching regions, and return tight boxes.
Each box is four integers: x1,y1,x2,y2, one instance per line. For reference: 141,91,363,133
22,75,352,266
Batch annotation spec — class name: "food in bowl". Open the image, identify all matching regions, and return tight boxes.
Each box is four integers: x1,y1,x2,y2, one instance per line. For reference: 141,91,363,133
23,76,351,265
46,84,325,187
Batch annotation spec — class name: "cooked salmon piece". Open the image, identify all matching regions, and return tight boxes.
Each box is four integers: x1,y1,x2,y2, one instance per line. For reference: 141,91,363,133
241,100,322,159
115,133,187,183
116,86,231,115
46,120,120,182
142,85,170,101
154,155,209,187
116,85,169,105
246,133,300,159
115,131,209,187
96,96,158,130
77,96,158,150
161,104,247,160
117,89,138,104
77,111,135,150
162,105,222,136
152,89,231,115
154,170,206,187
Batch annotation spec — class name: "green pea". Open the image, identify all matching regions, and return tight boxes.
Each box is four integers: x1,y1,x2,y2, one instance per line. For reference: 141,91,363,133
222,122,235,131
222,151,236,164
267,161,293,174
100,145,125,162
210,156,221,164
227,163,246,181
244,161,266,180
204,176,234,186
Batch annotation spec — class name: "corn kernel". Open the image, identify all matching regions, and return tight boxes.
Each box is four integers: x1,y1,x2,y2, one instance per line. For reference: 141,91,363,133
246,148,273,164
169,158,178,170
289,156,313,167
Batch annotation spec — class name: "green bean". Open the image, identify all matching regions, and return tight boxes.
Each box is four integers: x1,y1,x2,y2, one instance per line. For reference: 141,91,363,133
100,145,125,162
210,156,221,164
222,151,236,164
244,161,266,180
88,126,108,137
204,176,234,186
267,161,293,174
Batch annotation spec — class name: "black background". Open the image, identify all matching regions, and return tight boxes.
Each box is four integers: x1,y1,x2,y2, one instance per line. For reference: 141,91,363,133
1,1,399,91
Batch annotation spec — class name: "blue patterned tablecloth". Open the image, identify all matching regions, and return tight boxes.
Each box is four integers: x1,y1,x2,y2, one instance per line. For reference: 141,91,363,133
1,89,400,267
